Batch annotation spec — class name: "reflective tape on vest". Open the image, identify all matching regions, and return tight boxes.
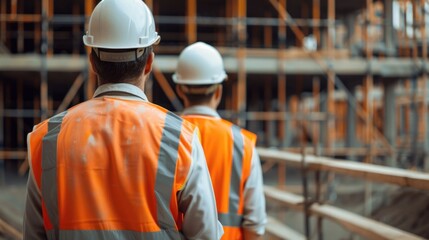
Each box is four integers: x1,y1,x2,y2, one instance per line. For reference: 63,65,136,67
218,212,243,227
42,111,67,240
155,112,183,231
230,125,244,215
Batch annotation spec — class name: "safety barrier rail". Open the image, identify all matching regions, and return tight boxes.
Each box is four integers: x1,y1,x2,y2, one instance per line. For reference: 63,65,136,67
259,147,428,239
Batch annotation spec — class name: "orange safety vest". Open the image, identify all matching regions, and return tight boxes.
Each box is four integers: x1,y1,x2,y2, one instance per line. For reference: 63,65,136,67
28,97,195,239
182,115,256,240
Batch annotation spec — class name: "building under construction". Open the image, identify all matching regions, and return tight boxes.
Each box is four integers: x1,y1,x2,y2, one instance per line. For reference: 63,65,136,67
1,0,429,239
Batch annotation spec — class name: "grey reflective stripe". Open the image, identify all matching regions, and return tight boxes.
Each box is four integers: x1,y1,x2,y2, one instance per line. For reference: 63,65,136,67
230,125,244,214
41,111,67,240
218,213,243,227
154,111,182,235
47,229,185,240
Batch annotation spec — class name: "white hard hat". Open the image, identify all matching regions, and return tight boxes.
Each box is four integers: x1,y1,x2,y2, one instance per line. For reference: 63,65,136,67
83,0,160,49
173,42,227,85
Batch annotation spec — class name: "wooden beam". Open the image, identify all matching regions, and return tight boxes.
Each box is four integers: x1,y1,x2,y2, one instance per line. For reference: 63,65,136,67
264,185,304,210
0,150,27,160
0,81,3,147
56,74,84,114
327,0,335,51
312,0,320,48
152,67,183,111
17,80,23,147
312,77,320,154
310,204,424,240
236,0,247,126
186,0,197,44
0,217,22,240
257,147,429,190
268,0,305,44
278,0,287,147
421,0,429,171
265,216,306,240
0,0,6,44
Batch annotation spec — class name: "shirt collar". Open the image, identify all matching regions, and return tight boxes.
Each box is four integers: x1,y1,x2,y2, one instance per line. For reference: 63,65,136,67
182,105,221,118
93,83,148,102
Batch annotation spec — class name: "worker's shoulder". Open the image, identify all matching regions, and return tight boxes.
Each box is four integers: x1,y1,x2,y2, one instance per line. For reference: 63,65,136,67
146,102,196,131
220,119,257,143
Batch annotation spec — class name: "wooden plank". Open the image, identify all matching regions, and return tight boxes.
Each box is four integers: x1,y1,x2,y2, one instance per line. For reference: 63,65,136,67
55,74,84,114
152,67,183,111
0,150,27,160
186,0,197,44
257,147,429,190
0,217,22,240
265,216,306,240
310,204,424,240
264,185,304,210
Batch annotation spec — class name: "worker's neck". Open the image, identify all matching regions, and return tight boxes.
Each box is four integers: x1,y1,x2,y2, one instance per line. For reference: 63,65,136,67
185,102,217,111
98,75,147,92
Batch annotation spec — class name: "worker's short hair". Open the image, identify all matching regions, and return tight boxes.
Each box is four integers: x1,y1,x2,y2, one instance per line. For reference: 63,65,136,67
91,46,152,84
180,84,219,105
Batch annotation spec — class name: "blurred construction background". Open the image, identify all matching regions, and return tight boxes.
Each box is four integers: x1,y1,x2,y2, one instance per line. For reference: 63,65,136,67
1,0,429,239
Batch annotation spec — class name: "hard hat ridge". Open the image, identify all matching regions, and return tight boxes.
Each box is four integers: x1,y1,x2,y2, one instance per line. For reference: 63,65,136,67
173,42,227,85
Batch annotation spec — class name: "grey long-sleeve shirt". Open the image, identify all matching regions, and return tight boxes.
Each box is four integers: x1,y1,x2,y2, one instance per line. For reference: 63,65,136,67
23,83,223,240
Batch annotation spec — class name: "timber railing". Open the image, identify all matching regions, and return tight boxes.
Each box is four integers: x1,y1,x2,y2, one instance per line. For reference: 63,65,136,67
259,147,428,240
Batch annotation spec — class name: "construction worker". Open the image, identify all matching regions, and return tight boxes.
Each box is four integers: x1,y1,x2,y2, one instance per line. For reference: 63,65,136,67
23,0,223,239
173,42,267,239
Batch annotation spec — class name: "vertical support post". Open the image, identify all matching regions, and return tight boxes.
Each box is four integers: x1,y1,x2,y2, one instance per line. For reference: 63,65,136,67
0,81,3,147
412,2,418,59
11,0,17,17
278,0,287,147
384,0,395,56
312,0,320,48
315,170,323,240
17,80,23,147
17,1,24,53
264,12,273,47
313,77,320,155
364,0,374,217
72,2,80,56
383,80,398,166
421,0,429,171
187,0,197,44
0,0,6,45
47,0,54,56
326,0,335,150
265,80,274,146
346,84,357,153
365,0,374,163
300,150,310,239
0,80,2,186
236,0,247,126
327,0,335,52
34,0,41,52
327,69,335,150
85,0,96,99
41,0,49,120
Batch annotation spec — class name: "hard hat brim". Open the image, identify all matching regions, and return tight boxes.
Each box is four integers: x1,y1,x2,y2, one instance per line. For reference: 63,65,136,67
172,73,227,85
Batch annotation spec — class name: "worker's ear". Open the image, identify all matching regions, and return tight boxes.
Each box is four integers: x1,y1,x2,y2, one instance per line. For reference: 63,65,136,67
144,52,155,75
176,85,185,101
89,50,97,75
213,84,223,106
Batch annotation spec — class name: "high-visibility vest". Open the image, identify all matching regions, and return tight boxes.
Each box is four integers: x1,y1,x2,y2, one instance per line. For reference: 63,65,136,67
28,97,196,239
182,115,256,240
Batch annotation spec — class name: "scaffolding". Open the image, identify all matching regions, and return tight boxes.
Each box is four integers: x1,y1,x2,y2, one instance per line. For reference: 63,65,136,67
1,0,429,175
